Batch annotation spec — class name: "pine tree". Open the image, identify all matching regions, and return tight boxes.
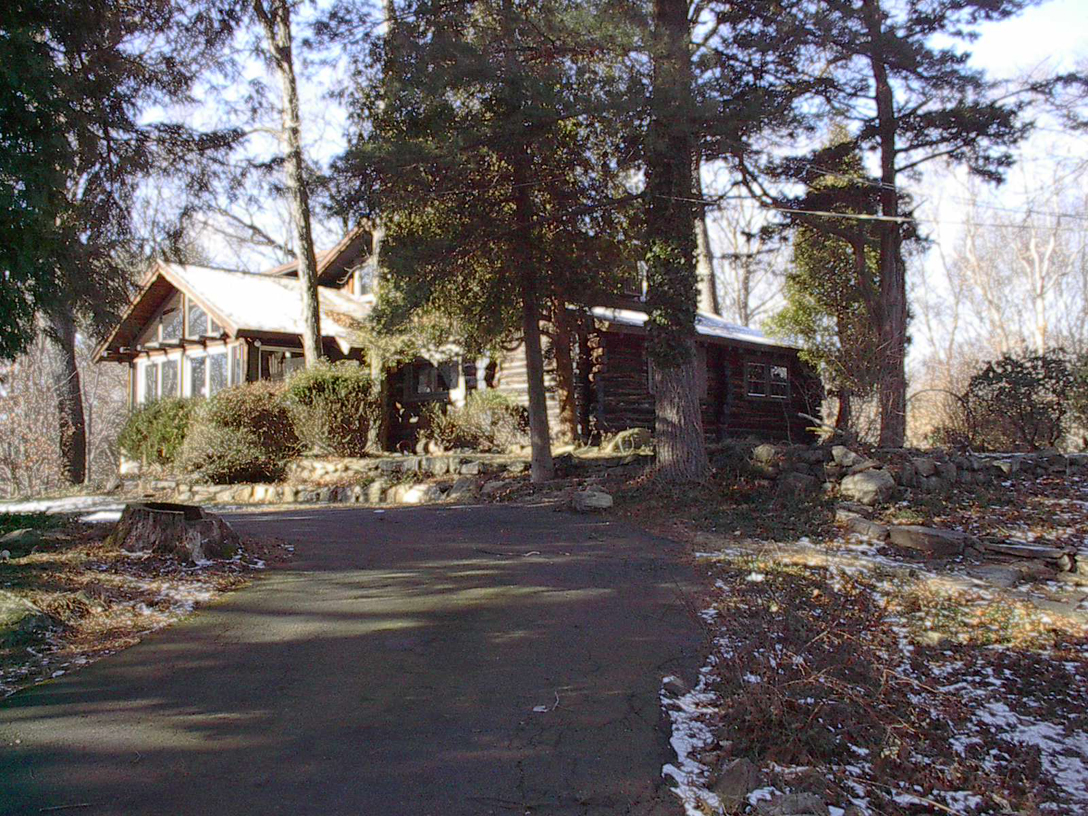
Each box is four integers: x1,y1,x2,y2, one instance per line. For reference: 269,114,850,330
796,0,1033,447
335,0,637,482
4,0,241,483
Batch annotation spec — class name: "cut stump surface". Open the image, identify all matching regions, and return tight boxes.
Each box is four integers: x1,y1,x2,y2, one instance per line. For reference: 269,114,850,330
106,502,240,563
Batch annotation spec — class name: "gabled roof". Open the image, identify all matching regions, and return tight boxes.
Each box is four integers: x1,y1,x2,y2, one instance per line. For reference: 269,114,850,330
266,226,373,287
590,306,797,351
97,261,373,361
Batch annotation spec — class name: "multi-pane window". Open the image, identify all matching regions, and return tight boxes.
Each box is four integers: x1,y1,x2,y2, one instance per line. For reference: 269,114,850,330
162,360,179,397
745,362,789,400
209,353,228,395
210,318,223,335
188,302,208,337
144,362,159,402
190,357,206,398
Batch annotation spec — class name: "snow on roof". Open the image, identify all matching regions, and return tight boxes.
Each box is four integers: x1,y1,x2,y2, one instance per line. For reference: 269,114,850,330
589,306,792,349
162,263,372,345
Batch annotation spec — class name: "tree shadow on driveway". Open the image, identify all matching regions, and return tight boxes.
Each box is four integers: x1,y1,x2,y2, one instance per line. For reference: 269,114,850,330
0,504,704,816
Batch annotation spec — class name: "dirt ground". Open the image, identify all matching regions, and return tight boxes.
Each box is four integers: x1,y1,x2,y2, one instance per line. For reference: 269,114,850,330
1,514,291,699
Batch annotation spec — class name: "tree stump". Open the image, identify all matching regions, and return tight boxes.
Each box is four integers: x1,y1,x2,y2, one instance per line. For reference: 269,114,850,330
106,502,240,563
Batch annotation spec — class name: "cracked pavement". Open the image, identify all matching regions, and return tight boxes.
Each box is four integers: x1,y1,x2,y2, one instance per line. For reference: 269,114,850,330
0,504,702,815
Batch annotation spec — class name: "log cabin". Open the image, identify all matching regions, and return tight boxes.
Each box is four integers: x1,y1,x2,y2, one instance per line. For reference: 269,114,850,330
97,228,820,449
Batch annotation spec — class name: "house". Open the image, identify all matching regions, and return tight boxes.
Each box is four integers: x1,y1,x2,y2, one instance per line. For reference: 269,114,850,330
97,229,819,448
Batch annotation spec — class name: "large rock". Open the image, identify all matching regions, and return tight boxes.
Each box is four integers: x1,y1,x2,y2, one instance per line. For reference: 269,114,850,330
445,476,479,503
846,516,889,543
888,525,966,557
831,445,865,468
755,792,829,816
572,489,613,512
0,528,43,557
912,457,937,478
712,758,761,811
839,468,895,506
0,590,53,646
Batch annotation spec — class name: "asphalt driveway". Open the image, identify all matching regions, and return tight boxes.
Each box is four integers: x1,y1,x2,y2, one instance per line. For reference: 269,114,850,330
0,504,702,816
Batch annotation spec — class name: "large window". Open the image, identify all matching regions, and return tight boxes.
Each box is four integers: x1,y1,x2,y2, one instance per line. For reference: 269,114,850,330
161,305,183,341
162,359,179,397
188,302,208,337
408,359,458,399
144,362,159,402
745,362,789,400
189,357,206,398
209,353,228,395
260,349,305,382
231,346,243,385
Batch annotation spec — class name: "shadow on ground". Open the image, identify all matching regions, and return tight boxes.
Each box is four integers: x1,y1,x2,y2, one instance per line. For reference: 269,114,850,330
0,504,703,816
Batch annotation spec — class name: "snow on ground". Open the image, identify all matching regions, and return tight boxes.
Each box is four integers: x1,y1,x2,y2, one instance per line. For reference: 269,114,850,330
1,494,123,518
663,532,1088,815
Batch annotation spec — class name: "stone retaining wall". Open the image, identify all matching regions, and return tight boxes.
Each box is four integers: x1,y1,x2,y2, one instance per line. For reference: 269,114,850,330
740,442,1088,506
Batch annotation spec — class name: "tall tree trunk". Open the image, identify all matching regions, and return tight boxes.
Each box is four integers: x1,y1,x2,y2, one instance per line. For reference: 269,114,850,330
834,388,852,433
693,154,720,315
512,147,555,483
864,0,906,448
253,0,323,367
644,0,709,482
46,305,87,485
551,301,578,444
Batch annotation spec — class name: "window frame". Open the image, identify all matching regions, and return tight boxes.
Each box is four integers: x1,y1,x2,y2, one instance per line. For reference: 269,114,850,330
745,360,790,401
406,358,459,401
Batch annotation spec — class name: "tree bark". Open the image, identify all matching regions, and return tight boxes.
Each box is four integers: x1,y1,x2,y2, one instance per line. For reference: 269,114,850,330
46,304,87,485
253,0,323,367
551,302,578,443
834,388,852,433
511,144,555,482
644,0,709,482
864,0,907,448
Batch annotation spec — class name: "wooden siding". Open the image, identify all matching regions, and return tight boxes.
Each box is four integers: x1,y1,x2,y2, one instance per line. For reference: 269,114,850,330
490,342,563,438
586,329,818,444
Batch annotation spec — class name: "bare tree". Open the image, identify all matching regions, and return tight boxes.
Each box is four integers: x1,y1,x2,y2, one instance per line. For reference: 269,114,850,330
711,197,784,327
252,0,324,365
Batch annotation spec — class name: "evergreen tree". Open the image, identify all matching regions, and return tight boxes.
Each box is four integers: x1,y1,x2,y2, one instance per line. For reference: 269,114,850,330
3,1,241,483
0,0,71,360
781,0,1034,447
335,0,637,481
766,133,884,434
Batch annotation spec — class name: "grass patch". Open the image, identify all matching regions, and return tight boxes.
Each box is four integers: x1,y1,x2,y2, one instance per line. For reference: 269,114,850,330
616,472,835,542
0,512,61,538
686,552,1088,813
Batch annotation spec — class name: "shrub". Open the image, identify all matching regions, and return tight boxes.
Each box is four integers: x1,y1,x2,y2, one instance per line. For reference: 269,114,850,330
117,398,195,465
420,390,529,452
177,422,283,484
938,350,1088,451
285,362,380,455
200,381,299,456
176,382,300,483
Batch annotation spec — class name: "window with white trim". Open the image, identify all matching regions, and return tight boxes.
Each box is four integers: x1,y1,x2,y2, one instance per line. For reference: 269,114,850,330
190,356,206,398
208,353,228,394
143,361,159,402
187,302,209,337
161,360,179,397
